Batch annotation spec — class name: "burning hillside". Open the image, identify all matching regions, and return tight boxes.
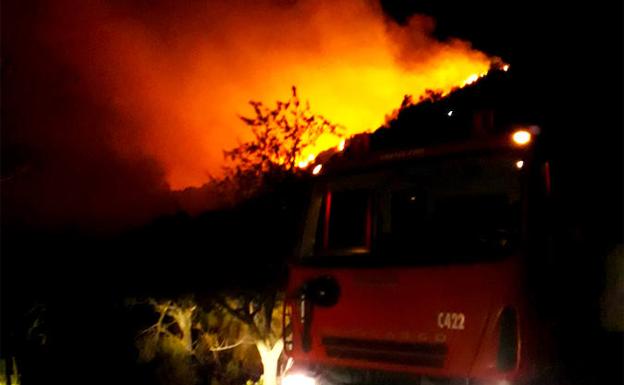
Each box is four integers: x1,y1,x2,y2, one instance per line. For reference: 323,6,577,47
38,0,501,189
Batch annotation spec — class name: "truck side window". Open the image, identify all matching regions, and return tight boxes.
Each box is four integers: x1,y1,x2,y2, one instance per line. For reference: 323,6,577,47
317,189,370,255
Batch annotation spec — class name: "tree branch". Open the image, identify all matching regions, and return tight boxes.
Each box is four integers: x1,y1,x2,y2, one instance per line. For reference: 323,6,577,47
208,337,253,352
215,296,263,339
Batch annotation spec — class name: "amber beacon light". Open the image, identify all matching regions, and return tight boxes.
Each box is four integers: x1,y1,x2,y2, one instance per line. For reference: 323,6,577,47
511,130,532,146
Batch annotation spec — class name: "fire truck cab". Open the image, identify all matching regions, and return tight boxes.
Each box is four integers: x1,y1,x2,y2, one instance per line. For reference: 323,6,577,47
283,126,556,385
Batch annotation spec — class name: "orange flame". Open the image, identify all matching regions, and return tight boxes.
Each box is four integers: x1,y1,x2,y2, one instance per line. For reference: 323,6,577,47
296,67,500,168
45,0,501,190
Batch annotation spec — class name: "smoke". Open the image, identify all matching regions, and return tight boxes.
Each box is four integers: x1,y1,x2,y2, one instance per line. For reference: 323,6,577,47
2,0,495,229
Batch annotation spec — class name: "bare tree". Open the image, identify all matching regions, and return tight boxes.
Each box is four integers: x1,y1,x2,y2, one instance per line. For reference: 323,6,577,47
214,291,284,385
134,294,284,385
134,299,202,385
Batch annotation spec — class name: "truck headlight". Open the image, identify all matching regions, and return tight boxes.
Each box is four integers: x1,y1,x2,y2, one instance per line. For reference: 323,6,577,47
282,373,316,385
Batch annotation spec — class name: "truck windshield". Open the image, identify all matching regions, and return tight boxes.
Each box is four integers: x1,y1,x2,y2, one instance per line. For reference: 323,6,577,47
300,153,524,265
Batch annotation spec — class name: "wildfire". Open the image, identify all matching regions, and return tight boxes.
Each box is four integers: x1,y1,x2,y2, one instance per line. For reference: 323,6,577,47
46,0,504,189
464,74,480,85
297,154,317,169
296,66,503,170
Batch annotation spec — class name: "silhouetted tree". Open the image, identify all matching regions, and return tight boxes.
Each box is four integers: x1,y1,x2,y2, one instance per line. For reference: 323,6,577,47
222,86,343,200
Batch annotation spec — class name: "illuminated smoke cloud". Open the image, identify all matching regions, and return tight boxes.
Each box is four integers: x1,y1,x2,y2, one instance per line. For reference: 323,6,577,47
39,0,495,189
2,0,499,230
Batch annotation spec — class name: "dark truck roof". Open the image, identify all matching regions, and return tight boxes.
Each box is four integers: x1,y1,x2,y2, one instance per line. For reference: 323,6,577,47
317,130,536,179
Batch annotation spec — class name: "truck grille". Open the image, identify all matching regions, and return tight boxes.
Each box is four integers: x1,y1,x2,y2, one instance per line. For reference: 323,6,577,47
322,336,447,368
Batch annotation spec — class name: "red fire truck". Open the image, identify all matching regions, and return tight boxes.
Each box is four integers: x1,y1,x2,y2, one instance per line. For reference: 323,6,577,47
282,127,556,385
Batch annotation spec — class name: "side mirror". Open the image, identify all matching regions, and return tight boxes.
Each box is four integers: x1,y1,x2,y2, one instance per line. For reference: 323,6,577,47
302,275,341,307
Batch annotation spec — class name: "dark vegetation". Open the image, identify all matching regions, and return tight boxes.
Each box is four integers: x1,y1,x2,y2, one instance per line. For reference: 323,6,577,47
1,88,325,385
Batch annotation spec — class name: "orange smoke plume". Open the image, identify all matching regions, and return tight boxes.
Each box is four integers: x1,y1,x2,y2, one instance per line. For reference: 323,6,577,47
43,0,499,190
